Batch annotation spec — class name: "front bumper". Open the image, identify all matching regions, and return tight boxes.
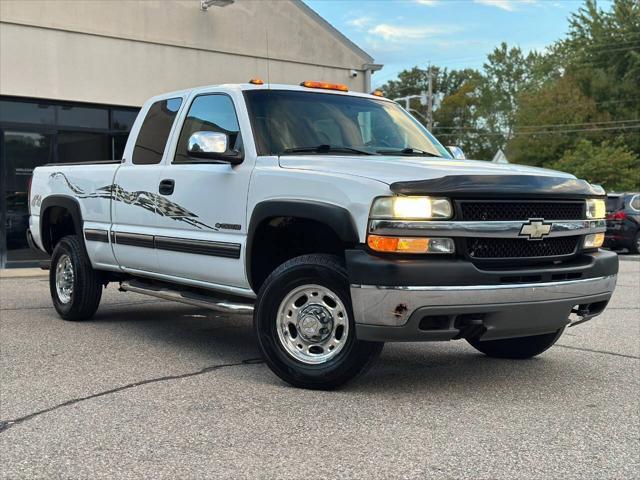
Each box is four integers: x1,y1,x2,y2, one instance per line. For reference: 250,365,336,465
347,249,618,342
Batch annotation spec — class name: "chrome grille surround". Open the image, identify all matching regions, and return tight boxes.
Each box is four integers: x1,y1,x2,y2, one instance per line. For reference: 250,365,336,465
368,218,606,261
368,219,606,239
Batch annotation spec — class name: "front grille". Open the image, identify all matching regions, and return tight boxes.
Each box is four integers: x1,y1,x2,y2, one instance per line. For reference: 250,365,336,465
459,201,584,221
467,236,579,259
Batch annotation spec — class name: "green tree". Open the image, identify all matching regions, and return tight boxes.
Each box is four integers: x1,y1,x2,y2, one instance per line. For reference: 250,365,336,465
559,0,640,152
432,78,493,159
550,139,640,191
480,43,549,143
506,74,608,167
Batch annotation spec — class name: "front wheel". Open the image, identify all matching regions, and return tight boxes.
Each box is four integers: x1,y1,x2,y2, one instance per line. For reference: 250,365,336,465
254,254,383,390
467,328,564,359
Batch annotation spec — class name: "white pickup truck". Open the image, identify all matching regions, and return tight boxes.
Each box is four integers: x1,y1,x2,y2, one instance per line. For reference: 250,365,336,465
28,81,618,389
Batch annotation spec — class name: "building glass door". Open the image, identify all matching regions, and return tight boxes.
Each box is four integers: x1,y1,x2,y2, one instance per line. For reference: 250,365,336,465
2,130,53,264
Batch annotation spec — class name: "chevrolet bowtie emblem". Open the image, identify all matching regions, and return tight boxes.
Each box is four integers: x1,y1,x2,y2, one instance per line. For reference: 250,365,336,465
519,219,552,240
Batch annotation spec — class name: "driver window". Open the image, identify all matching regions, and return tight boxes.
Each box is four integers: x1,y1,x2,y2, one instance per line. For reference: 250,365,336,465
174,94,240,163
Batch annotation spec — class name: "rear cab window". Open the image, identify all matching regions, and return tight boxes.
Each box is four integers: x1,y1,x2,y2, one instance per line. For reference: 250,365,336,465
133,98,183,165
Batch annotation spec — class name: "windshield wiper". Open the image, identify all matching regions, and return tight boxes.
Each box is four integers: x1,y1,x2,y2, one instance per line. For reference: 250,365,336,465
282,145,376,155
376,147,444,158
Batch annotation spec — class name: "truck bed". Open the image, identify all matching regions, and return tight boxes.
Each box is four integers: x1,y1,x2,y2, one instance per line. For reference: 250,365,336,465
29,162,122,255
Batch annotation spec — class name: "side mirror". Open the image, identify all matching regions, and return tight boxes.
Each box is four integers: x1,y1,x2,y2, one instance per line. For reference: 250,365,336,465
187,131,243,164
447,145,466,160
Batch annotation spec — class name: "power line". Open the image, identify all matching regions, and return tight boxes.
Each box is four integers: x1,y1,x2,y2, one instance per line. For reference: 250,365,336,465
575,44,640,55
578,38,640,50
434,119,640,131
433,124,640,136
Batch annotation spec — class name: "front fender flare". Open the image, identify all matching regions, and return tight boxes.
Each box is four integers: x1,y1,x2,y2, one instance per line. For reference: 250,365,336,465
246,199,360,289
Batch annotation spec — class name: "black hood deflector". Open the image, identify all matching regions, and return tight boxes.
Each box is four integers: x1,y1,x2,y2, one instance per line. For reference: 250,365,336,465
390,175,604,199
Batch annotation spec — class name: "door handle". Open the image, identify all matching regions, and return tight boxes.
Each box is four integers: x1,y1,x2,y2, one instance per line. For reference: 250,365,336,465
159,179,175,195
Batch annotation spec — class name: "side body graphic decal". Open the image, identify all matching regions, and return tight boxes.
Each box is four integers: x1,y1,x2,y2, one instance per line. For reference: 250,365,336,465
51,172,217,230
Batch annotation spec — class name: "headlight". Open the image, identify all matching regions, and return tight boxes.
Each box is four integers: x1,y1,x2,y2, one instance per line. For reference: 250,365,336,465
586,198,606,219
371,196,453,220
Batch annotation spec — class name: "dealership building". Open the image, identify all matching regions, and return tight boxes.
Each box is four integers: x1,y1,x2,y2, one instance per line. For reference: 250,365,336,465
0,0,381,267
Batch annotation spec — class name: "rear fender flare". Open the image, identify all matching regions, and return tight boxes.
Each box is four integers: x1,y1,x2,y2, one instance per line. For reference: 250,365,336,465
39,195,84,253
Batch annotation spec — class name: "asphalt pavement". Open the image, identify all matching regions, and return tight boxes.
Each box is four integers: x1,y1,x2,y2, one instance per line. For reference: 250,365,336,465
1,255,638,479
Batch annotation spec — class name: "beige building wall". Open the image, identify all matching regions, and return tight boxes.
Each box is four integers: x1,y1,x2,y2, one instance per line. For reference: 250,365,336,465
0,0,377,106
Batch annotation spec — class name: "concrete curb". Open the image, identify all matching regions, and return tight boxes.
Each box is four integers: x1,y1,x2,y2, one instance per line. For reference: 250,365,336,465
0,268,48,279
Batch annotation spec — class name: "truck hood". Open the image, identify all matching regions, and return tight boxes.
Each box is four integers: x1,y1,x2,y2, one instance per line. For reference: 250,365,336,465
278,156,575,185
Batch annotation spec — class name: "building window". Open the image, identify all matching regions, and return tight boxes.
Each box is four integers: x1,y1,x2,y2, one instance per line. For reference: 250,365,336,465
58,132,111,163
111,109,138,131
0,96,139,267
0,100,55,125
58,105,109,130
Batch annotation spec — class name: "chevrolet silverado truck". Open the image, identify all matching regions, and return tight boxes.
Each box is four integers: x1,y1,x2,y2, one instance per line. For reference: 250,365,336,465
28,80,619,389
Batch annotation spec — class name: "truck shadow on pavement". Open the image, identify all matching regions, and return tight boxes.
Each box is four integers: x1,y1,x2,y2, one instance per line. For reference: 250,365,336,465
91,301,589,396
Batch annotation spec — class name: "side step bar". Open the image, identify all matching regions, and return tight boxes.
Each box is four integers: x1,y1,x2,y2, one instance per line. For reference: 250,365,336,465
120,280,254,314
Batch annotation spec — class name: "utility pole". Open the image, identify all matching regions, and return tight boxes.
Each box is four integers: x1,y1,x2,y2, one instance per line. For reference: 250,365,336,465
426,63,433,131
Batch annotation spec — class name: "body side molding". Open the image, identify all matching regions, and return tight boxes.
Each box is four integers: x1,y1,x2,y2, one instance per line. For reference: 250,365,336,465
84,229,109,243
154,236,241,258
111,232,241,259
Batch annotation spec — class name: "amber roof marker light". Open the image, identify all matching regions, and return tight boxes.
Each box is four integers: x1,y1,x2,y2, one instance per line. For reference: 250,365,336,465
371,90,384,97
300,80,349,92
249,78,264,85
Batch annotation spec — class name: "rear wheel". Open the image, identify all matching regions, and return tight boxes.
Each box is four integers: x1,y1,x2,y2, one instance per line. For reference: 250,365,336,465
254,254,383,389
50,235,103,321
467,328,564,359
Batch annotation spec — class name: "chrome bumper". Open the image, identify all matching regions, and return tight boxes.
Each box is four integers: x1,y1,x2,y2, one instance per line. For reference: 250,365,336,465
351,274,617,328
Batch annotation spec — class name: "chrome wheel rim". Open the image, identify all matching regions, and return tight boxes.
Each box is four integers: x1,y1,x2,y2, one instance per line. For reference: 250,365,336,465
55,254,74,304
276,284,349,365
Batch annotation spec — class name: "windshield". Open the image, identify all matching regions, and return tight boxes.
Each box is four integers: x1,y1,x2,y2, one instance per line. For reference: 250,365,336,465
244,90,451,158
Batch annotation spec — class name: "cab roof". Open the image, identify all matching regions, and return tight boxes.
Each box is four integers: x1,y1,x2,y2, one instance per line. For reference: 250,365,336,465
152,82,390,103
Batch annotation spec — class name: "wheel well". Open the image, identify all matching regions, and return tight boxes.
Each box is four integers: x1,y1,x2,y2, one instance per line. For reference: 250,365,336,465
249,217,354,291
41,206,77,253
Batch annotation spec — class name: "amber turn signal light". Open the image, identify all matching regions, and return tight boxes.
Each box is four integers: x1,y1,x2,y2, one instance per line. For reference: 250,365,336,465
584,232,605,249
367,235,455,254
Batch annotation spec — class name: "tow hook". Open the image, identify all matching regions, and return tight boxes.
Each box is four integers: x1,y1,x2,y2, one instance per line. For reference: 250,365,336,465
568,306,597,328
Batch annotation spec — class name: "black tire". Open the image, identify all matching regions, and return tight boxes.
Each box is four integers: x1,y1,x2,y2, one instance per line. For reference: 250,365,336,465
254,254,383,390
467,328,564,359
49,235,103,321
630,231,640,254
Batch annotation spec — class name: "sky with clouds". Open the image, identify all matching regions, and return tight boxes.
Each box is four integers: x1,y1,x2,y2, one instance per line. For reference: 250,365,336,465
303,0,611,88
